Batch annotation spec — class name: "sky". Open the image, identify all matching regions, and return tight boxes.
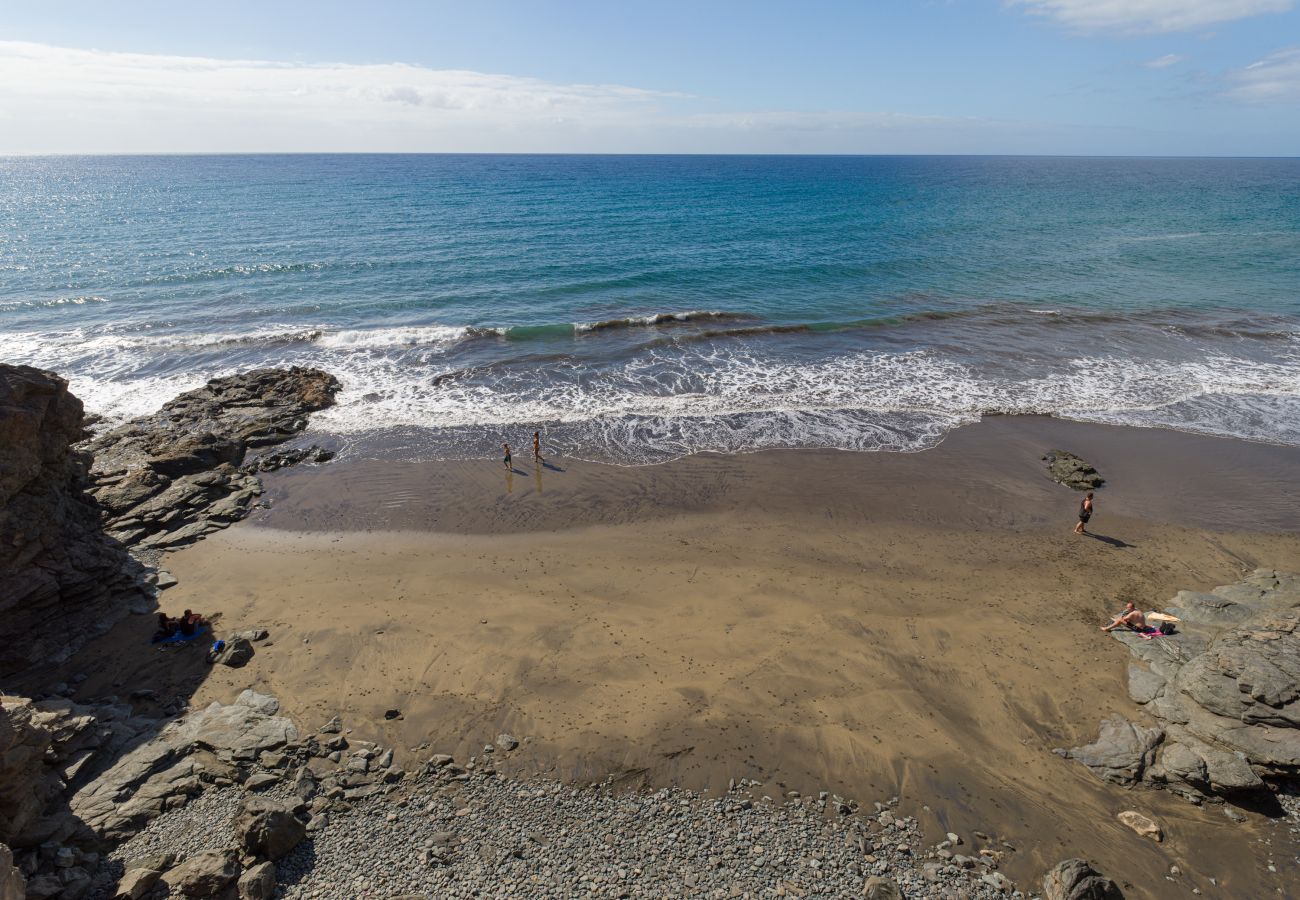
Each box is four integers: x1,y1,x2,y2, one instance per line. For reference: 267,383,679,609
0,0,1297,155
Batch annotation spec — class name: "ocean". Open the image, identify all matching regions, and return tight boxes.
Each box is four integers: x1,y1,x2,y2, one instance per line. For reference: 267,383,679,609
2,154,1298,464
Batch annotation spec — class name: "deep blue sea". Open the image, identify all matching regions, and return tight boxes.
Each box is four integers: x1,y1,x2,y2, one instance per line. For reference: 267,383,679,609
2,154,1298,463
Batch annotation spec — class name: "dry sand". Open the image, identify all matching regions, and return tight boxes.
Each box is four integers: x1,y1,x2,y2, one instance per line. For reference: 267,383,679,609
51,418,1300,897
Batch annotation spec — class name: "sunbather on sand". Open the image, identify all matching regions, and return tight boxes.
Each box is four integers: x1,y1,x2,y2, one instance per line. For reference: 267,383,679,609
1101,602,1146,632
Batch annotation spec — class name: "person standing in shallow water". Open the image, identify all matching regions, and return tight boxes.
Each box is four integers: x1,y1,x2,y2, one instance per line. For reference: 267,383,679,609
1074,491,1094,534
533,430,542,463
502,442,512,471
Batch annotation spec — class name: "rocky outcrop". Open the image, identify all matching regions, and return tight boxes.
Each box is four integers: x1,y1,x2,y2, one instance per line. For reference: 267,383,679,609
1062,569,1300,802
85,368,339,552
0,366,147,680
71,691,297,841
1042,450,1104,491
1041,858,1122,899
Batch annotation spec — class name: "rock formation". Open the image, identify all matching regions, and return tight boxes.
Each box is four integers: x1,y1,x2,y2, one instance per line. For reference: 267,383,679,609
1041,858,1123,899
1042,450,1104,490
1061,569,1300,802
85,367,340,552
0,366,147,680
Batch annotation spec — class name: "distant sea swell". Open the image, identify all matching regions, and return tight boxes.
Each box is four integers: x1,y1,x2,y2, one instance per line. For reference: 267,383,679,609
2,154,1298,465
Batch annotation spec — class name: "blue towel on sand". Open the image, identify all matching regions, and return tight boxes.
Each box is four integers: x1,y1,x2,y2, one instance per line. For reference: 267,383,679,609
152,625,207,645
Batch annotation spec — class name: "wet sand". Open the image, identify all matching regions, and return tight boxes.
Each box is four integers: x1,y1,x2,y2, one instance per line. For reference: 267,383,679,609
59,418,1300,897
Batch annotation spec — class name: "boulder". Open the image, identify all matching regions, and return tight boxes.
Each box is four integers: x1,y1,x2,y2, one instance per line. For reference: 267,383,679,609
0,365,147,680
160,849,240,898
862,876,902,899
1116,810,1162,842
235,798,305,861
1041,858,1123,900
1042,450,1104,490
214,639,255,669
236,860,275,900
113,865,166,900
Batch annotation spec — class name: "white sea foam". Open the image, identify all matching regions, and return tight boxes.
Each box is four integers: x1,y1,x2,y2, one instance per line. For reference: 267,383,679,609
5,324,1300,464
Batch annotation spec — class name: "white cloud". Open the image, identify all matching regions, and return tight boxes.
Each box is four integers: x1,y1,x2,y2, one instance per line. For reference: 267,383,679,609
0,40,1012,154
1222,47,1300,102
1143,53,1186,68
1012,0,1293,33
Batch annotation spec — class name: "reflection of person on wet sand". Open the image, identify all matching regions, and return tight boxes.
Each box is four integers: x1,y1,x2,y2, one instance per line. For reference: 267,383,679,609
533,430,542,462
1101,602,1145,632
502,442,512,471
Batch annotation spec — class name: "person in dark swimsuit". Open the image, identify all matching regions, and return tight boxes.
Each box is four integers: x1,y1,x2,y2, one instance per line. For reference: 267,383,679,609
153,612,176,641
1074,491,1094,535
1102,602,1146,632
502,443,512,471
533,431,542,463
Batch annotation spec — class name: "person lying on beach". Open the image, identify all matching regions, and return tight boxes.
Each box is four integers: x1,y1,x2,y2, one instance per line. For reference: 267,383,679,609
1101,602,1146,632
1074,491,1094,535
502,442,512,471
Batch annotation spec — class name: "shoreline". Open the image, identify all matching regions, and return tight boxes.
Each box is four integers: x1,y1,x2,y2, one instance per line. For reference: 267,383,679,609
34,415,1300,897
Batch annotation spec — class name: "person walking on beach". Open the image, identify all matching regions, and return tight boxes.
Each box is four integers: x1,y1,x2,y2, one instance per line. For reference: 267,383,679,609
502,442,512,471
1074,491,1094,535
533,430,543,463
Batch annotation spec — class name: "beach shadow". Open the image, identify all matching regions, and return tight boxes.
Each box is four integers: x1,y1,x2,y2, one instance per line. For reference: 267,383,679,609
542,461,565,473
1087,532,1135,548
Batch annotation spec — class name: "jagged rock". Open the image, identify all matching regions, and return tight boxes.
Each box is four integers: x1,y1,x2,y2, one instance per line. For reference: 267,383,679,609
0,366,147,680
1116,810,1162,841
1042,450,1104,491
71,695,296,839
242,445,333,474
1041,858,1123,899
318,716,341,734
1,843,25,900
1167,591,1255,627
1058,716,1163,786
235,798,305,861
496,733,519,751
160,849,240,897
113,864,165,899
86,368,340,551
236,860,275,900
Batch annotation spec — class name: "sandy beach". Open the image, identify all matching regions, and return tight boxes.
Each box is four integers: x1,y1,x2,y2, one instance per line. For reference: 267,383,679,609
40,417,1300,898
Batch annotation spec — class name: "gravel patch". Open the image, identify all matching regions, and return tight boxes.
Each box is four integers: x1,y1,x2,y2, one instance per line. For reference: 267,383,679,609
275,774,1022,899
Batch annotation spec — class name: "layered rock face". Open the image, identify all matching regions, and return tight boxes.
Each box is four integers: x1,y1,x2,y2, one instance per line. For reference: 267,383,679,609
0,366,145,680
1062,569,1300,801
85,367,339,551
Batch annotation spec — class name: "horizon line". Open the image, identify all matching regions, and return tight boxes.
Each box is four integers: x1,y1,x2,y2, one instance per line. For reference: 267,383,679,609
2,151,1299,160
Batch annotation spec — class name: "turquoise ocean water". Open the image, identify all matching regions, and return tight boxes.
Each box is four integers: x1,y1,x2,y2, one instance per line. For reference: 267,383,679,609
2,154,1298,463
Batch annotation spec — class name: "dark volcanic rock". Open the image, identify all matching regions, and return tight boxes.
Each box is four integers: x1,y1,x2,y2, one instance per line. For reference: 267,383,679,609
86,367,340,551
0,365,147,679
1042,450,1104,491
